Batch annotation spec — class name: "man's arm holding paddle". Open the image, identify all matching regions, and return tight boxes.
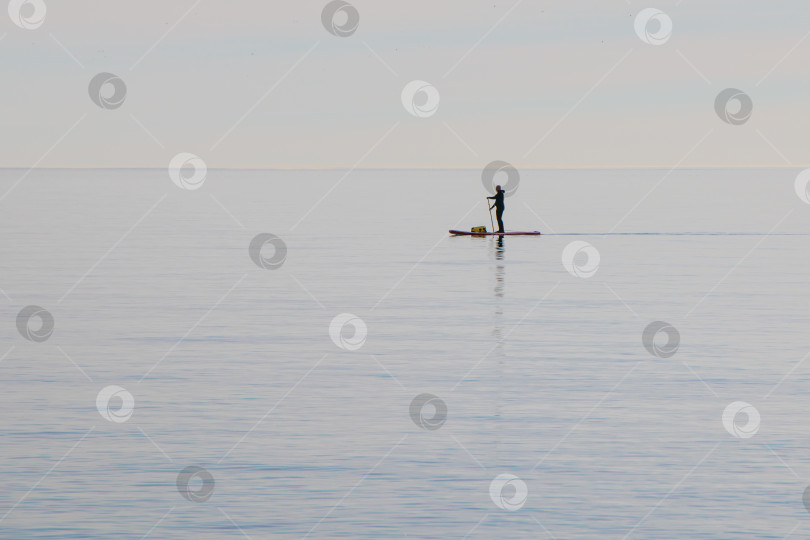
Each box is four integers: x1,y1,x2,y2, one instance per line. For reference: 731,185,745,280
486,190,505,210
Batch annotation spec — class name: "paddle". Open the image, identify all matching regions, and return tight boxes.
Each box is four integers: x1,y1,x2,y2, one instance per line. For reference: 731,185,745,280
487,199,495,233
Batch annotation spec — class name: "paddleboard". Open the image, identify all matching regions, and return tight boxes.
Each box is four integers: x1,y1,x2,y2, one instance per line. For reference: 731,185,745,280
449,230,541,236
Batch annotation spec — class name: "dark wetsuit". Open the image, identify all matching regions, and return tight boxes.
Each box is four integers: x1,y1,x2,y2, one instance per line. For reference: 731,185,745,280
487,189,505,233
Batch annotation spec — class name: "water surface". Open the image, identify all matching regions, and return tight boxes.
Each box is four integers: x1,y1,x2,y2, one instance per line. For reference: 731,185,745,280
1,168,809,538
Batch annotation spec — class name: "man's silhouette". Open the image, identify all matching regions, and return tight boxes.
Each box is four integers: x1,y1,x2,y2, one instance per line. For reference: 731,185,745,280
487,185,506,233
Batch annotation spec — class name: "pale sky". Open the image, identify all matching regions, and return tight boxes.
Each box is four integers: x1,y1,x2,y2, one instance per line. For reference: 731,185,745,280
2,0,810,168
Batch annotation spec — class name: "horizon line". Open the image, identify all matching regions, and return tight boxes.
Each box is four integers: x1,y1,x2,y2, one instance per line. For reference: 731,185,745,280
0,165,805,171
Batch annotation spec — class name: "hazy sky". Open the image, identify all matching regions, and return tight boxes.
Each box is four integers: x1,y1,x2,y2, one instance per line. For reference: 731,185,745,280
2,0,810,168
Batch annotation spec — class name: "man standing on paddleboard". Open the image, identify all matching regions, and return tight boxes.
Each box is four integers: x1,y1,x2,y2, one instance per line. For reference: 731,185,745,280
487,185,506,233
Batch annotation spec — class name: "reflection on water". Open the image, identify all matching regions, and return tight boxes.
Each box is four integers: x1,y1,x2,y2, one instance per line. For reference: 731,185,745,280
493,235,505,345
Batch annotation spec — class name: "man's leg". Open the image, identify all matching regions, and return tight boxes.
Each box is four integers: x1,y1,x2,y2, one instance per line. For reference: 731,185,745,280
496,209,504,233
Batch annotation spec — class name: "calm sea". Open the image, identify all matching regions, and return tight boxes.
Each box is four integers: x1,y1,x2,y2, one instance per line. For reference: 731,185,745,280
1,168,809,539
